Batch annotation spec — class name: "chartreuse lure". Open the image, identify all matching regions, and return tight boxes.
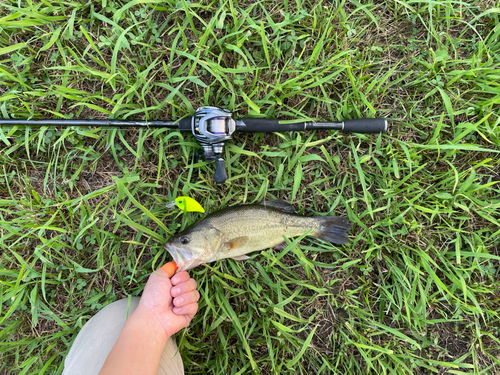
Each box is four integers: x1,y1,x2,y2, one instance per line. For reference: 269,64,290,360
167,196,205,213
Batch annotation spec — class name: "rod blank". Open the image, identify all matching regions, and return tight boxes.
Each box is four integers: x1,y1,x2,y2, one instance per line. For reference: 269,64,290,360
0,119,178,128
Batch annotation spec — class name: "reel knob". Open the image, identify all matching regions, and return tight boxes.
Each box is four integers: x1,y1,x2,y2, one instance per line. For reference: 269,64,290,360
214,158,228,183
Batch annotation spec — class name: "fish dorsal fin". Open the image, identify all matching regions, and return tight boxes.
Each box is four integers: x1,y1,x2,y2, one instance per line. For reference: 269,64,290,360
231,255,250,260
224,236,249,250
259,199,296,213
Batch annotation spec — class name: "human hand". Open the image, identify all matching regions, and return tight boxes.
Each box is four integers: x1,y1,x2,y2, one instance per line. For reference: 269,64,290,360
136,270,200,339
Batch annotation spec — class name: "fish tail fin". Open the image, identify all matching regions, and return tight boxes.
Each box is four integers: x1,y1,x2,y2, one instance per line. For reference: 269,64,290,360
315,216,352,244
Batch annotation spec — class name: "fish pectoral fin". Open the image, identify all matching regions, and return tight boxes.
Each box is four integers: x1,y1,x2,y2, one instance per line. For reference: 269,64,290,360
224,236,249,250
259,199,296,213
231,255,250,261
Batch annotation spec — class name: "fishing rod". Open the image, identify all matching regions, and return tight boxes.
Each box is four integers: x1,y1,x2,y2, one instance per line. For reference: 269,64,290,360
0,106,388,183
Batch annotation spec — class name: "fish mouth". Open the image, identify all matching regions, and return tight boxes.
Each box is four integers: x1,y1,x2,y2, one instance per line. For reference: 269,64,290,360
165,243,188,272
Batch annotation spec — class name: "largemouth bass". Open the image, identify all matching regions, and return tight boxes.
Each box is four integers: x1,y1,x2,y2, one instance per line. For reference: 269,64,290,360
165,199,352,272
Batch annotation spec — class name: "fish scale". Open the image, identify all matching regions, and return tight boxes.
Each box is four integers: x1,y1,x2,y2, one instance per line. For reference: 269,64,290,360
204,206,319,257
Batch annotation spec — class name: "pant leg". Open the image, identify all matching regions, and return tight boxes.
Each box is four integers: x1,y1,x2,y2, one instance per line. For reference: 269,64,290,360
63,297,184,375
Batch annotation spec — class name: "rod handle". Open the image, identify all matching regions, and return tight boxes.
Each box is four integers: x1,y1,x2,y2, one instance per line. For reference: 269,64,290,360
238,118,305,132
342,118,388,133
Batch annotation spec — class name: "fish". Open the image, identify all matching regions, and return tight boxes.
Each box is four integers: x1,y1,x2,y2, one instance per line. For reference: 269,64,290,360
165,199,352,272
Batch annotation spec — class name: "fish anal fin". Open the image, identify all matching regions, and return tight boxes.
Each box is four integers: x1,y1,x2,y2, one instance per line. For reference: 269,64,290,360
274,241,288,250
224,236,249,250
259,199,296,213
231,255,250,260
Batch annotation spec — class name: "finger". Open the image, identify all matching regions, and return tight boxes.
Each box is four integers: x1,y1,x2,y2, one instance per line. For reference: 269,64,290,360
171,278,197,297
173,302,198,316
173,290,200,307
171,271,190,285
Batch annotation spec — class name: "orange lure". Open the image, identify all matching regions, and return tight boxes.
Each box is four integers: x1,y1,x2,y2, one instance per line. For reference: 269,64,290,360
159,261,178,277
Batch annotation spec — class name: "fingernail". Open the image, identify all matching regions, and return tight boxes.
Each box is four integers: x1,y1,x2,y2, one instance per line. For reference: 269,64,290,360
171,287,180,296
176,297,184,305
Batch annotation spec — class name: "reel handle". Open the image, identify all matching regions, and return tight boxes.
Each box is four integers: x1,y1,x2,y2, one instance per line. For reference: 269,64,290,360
214,158,228,183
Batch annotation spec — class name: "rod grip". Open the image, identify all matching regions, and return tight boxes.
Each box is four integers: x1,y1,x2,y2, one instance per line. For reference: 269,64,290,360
342,118,387,133
238,118,305,132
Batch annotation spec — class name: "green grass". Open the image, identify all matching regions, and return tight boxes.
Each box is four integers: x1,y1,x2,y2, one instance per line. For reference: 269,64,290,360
1,0,500,373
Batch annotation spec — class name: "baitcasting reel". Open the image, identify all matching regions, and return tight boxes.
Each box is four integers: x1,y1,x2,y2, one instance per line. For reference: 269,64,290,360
190,106,239,183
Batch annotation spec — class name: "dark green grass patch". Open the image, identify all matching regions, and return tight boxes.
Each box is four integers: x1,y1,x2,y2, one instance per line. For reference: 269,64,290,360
1,0,500,374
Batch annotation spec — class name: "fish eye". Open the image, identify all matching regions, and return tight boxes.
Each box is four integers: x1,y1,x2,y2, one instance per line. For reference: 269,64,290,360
180,236,189,245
